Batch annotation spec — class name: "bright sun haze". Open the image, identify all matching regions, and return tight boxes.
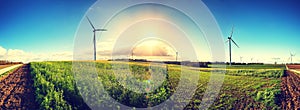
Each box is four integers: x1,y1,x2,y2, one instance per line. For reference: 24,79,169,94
132,39,176,61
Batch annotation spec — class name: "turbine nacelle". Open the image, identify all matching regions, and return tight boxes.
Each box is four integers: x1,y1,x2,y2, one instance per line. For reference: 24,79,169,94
291,53,296,57
94,29,107,32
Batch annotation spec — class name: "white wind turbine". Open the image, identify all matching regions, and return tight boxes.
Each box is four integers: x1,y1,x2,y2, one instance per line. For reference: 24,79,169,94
289,51,296,64
86,16,107,61
226,25,239,66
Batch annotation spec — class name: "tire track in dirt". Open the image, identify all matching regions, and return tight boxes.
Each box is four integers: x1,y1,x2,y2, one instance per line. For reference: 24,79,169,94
280,69,300,110
0,64,37,109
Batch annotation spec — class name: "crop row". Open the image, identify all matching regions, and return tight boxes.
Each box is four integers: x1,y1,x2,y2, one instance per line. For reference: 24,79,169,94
30,62,88,110
225,69,284,78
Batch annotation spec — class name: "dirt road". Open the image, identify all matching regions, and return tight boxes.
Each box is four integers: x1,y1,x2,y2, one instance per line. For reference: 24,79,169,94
0,64,37,109
0,64,22,76
287,65,300,74
280,65,300,110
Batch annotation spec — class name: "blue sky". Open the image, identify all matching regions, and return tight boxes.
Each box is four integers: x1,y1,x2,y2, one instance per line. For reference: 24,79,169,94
0,0,95,53
203,0,300,63
0,0,299,63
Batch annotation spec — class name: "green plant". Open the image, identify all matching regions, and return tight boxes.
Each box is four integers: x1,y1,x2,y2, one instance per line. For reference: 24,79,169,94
28,61,283,109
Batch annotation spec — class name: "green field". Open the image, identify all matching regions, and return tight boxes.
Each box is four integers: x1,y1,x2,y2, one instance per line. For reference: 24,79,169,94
209,64,286,69
29,61,284,109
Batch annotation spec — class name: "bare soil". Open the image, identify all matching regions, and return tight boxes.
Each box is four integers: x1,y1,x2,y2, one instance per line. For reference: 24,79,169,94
287,65,300,70
0,64,37,109
287,65,300,73
280,68,300,109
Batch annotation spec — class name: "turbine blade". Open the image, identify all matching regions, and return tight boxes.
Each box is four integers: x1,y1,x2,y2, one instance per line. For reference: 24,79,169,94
86,16,96,30
230,25,234,38
231,39,239,48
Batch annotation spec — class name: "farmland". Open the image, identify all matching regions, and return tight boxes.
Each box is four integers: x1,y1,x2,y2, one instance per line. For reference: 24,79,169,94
26,61,285,109
281,65,300,109
0,65,37,109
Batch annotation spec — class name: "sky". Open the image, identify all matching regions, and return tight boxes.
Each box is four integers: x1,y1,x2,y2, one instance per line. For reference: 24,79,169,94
74,1,211,62
0,0,299,63
203,0,300,63
0,0,95,62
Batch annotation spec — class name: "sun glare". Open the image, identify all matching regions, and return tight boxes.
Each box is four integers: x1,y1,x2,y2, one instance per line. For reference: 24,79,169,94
132,39,176,60
132,39,176,58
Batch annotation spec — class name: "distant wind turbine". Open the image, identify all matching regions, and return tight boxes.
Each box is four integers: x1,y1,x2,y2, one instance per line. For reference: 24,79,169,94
272,58,280,64
86,16,107,61
226,25,239,66
289,51,296,64
240,56,243,63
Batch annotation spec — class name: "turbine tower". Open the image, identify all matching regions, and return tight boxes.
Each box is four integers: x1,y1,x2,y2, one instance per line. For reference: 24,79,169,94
176,52,178,62
290,51,296,64
86,16,107,61
226,25,239,66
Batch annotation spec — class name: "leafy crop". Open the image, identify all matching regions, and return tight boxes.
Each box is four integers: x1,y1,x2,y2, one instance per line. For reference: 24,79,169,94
29,61,283,109
225,69,284,78
30,62,88,110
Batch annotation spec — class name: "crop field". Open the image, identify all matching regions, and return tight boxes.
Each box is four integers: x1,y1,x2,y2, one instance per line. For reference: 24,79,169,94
209,64,286,69
25,61,286,109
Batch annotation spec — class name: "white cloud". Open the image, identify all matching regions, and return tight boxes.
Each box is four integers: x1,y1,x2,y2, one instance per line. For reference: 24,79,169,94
0,46,72,63
0,46,7,56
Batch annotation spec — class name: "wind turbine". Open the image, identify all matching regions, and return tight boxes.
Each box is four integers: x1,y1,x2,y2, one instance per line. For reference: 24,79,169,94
240,56,243,63
290,51,296,64
272,58,280,65
226,25,239,66
86,16,107,61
